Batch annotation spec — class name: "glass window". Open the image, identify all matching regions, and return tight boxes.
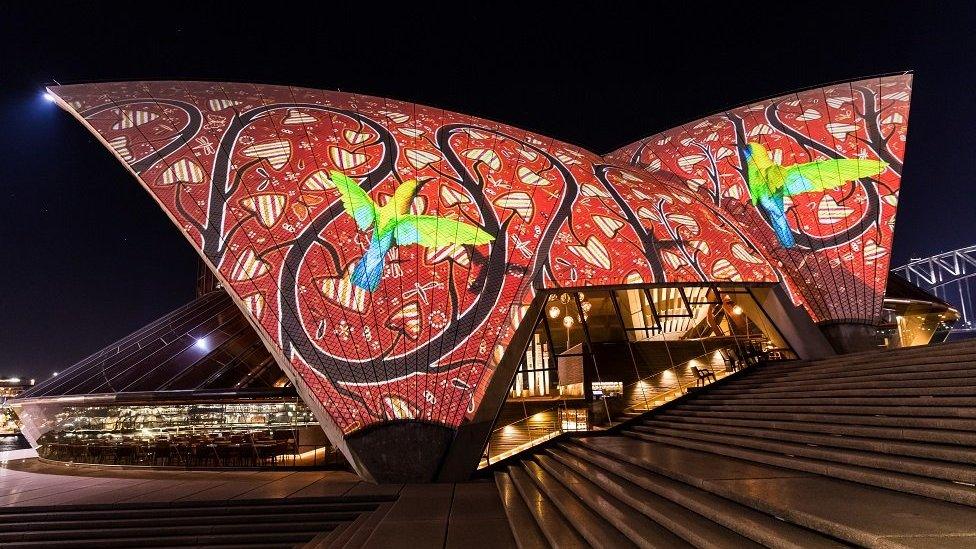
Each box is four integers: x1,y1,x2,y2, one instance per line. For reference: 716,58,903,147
510,316,555,398
577,290,624,343
544,292,586,353
615,288,658,339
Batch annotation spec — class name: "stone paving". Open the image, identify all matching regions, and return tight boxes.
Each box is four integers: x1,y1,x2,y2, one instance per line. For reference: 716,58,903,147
0,456,515,548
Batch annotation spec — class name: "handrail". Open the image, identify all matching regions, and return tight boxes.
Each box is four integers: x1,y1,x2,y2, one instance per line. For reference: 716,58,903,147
623,346,729,412
481,401,587,466
480,338,789,467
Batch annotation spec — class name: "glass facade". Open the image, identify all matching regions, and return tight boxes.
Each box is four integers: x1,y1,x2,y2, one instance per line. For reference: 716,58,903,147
18,291,286,400
33,399,341,468
486,283,795,465
16,290,341,468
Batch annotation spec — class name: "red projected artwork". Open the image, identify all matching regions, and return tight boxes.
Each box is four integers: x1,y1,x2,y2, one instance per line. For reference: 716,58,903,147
49,81,779,441
607,74,911,324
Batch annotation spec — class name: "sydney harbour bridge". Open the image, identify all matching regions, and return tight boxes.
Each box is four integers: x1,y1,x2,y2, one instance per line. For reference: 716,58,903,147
892,244,976,334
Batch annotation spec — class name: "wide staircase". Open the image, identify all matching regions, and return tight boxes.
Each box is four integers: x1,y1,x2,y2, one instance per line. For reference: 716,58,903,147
495,339,976,548
0,495,391,548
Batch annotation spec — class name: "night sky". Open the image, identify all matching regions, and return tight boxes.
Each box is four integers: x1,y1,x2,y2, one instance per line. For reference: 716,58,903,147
1,2,973,379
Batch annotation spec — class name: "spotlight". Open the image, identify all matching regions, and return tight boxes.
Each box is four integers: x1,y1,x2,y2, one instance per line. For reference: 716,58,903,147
195,337,209,350
42,92,56,102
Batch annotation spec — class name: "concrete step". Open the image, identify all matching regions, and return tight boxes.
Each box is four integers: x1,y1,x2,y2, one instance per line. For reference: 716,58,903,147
739,357,976,384
302,516,360,549
555,443,842,549
776,347,976,371
670,406,976,432
671,401,976,418
0,497,381,548
637,418,976,465
331,501,394,549
624,430,976,506
0,521,330,543
495,471,549,549
507,464,586,547
573,436,976,547
0,510,355,532
654,411,976,447
0,500,378,523
702,383,976,400
0,530,318,548
710,371,976,393
726,368,976,391
533,454,693,548
685,394,976,407
630,424,976,483
545,447,801,548
771,342,976,369
520,460,639,548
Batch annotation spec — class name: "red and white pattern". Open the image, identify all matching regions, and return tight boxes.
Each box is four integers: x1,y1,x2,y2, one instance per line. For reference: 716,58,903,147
52,80,869,450
607,75,911,323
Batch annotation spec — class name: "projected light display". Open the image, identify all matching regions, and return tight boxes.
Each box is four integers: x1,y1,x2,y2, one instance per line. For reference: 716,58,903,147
607,74,911,324
48,81,780,445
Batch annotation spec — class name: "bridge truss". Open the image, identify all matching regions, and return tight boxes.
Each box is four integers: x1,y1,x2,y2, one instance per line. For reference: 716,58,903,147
892,245,976,332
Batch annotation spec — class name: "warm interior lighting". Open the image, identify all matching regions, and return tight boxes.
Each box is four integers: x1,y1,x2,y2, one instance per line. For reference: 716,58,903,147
732,305,743,315
548,305,561,319
563,315,575,328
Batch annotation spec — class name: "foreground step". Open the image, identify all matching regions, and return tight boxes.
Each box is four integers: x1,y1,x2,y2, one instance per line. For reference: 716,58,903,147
575,436,976,547
556,443,841,549
0,521,332,543
549,448,796,548
628,424,976,483
0,496,385,548
0,511,353,533
0,531,318,549
507,464,587,547
624,430,976,506
533,454,694,549
670,406,976,432
520,460,640,548
707,371,976,394
670,401,976,418
636,418,976,465
654,410,976,447
495,471,548,549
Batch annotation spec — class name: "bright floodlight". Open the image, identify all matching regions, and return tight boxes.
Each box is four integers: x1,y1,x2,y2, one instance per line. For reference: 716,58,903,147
42,92,56,102
195,337,208,350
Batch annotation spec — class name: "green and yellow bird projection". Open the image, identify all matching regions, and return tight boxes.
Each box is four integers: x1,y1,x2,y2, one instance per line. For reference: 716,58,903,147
331,171,495,291
743,142,888,248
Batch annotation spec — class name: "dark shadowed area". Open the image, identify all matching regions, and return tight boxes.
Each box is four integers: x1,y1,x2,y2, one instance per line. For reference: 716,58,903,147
1,2,973,378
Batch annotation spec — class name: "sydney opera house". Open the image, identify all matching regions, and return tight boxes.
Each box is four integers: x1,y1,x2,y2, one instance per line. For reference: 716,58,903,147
14,73,960,484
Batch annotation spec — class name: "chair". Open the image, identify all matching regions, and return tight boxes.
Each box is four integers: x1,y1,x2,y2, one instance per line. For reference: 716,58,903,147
691,366,717,387
718,348,738,372
255,442,278,467
152,440,172,466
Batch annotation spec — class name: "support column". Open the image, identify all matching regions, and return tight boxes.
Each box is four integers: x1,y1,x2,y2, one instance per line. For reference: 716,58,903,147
436,296,545,482
818,322,883,354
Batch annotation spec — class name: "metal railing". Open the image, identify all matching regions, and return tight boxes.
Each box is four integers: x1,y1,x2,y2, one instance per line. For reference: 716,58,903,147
480,340,788,467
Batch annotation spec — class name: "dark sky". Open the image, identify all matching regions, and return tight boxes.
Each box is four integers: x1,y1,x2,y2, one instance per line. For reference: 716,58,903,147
1,2,974,379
